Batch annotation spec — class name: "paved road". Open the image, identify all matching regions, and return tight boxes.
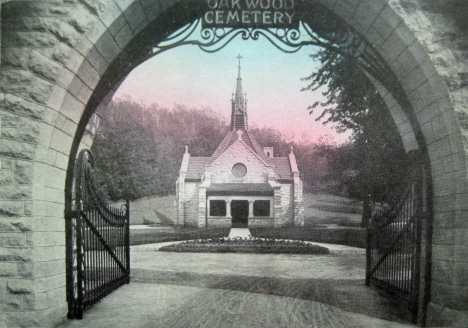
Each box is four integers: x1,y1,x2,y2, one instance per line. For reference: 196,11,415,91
57,242,415,328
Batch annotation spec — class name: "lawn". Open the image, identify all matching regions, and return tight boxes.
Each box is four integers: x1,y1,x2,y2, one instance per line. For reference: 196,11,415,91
303,193,363,228
129,195,176,225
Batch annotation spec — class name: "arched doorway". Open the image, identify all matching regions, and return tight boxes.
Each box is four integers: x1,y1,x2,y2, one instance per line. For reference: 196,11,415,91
1,1,467,327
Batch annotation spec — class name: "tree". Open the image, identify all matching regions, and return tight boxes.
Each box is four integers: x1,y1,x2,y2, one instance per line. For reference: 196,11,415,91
302,48,410,222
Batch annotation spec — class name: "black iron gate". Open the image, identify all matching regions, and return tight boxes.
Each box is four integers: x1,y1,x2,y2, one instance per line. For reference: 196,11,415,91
366,159,427,323
66,149,130,319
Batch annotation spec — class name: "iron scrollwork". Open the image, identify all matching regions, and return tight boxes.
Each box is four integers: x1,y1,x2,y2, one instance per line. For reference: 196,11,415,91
153,18,332,54
152,17,393,86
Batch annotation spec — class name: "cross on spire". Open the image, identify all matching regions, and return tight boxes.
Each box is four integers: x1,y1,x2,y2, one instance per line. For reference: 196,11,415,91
237,54,242,78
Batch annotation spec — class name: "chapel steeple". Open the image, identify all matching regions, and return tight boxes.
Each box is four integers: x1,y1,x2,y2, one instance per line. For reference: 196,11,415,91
231,54,248,130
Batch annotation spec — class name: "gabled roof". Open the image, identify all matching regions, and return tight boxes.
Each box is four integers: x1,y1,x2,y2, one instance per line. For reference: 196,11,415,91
269,157,293,179
184,132,294,181
185,157,210,180
208,129,270,165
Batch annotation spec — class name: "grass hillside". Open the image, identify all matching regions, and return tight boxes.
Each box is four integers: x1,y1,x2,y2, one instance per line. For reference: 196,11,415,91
129,195,176,225
304,193,362,227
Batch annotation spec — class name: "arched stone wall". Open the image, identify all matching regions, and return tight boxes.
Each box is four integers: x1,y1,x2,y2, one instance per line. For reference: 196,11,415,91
1,0,467,326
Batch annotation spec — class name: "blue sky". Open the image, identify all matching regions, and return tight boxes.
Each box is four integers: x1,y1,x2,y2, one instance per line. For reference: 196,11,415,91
114,35,351,143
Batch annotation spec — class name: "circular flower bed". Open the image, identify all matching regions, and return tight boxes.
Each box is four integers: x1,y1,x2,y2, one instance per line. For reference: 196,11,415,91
159,237,330,254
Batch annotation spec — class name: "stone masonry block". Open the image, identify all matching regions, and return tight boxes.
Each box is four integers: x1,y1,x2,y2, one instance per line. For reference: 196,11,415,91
0,186,32,200
50,129,73,155
32,232,64,247
52,43,83,72
1,294,23,312
0,70,34,93
62,119,78,138
404,10,432,35
0,218,32,232
400,66,428,94
16,118,41,144
381,28,411,65
34,246,66,262
68,75,84,100
76,59,100,90
34,260,65,278
432,244,468,263
66,3,96,34
115,23,134,49
4,31,58,48
0,158,14,170
35,274,65,293
332,0,360,24
35,145,57,167
0,247,33,262
395,46,420,79
31,200,65,219
0,232,27,247
0,263,17,277
123,1,147,33
353,1,380,35
0,171,13,186
5,303,68,328
0,93,45,121
431,282,468,311
76,84,93,104
375,5,402,36
96,1,123,28
140,1,164,21
388,0,419,17
34,287,66,310
94,30,121,63
29,78,54,106
108,14,128,36
92,55,110,77
427,302,468,328
60,92,86,123
115,0,135,12
0,139,35,160
2,49,29,69
29,51,62,82
17,261,34,279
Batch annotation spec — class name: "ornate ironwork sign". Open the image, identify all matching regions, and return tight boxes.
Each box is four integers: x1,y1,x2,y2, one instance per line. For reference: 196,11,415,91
203,0,297,28
153,18,325,54
151,1,394,91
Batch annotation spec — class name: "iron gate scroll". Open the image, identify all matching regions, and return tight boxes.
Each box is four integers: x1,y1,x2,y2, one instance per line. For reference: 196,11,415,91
66,149,130,319
366,160,425,323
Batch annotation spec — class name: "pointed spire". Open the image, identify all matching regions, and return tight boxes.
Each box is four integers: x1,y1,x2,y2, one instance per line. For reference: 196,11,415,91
231,55,248,131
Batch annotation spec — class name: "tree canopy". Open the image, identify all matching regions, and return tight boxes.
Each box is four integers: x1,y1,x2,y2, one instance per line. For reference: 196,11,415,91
91,98,329,201
302,49,410,205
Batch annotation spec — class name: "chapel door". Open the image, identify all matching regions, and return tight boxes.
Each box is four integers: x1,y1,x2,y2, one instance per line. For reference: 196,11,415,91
231,200,249,228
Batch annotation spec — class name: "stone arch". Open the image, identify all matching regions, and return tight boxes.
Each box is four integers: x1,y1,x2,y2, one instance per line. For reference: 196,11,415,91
1,0,468,327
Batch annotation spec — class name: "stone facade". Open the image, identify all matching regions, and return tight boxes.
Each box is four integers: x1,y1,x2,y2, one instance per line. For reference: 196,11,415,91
176,67,304,230
0,0,468,326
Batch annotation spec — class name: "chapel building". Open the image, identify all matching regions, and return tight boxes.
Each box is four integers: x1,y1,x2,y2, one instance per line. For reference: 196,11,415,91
176,57,304,228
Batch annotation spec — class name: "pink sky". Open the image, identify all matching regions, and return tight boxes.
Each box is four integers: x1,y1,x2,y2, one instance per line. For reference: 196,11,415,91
114,36,351,144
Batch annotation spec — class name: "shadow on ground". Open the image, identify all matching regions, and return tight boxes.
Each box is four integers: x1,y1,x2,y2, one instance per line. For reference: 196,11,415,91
132,269,412,325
